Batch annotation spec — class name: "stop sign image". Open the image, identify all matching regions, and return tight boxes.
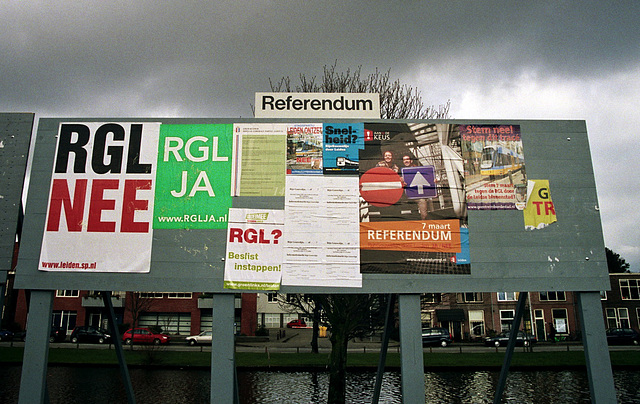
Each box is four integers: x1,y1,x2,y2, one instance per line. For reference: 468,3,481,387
359,167,404,207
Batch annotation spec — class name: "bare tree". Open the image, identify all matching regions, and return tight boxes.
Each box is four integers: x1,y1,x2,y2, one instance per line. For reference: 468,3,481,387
269,61,450,120
278,294,319,352
126,292,154,330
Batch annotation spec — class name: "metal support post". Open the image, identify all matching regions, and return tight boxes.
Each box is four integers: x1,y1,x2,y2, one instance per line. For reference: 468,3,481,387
398,294,424,403
372,294,395,404
18,289,54,404
210,293,236,403
577,291,616,403
102,291,136,404
493,291,528,404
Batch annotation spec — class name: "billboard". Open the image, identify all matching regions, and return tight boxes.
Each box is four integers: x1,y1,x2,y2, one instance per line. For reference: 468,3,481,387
15,118,609,293
0,113,33,272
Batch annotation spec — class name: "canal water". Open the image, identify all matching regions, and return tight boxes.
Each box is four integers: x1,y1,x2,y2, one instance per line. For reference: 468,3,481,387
2,366,640,403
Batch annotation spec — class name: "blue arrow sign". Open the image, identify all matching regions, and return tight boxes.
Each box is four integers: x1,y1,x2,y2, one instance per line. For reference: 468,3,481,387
401,166,437,199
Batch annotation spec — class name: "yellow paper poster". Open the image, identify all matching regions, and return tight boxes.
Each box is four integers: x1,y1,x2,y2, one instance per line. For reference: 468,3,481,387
523,180,557,230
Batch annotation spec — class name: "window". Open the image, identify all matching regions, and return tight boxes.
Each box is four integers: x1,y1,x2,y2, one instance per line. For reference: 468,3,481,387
139,313,191,335
267,293,278,303
422,293,441,304
421,311,433,328
552,309,569,334
263,313,280,328
469,310,485,336
600,291,607,300
618,308,630,328
84,290,125,298
168,292,192,299
620,279,640,300
497,292,517,301
139,292,163,298
500,310,515,332
56,290,79,297
539,291,566,301
52,310,77,334
605,308,618,329
459,293,482,303
606,308,631,329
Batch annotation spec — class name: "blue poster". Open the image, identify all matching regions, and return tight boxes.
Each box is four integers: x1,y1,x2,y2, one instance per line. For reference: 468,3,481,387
322,123,364,174
456,227,470,264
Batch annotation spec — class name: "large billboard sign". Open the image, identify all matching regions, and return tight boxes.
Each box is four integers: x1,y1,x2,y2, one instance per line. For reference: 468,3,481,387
15,118,609,293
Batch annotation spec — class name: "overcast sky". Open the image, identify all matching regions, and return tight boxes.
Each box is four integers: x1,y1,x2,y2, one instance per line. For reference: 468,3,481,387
2,1,639,270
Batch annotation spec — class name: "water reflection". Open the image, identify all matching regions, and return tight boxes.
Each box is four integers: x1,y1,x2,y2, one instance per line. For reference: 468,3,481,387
2,367,640,403
237,371,402,403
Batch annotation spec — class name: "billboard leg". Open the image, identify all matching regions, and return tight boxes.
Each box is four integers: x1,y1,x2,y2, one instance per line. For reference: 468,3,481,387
102,291,136,404
18,289,54,404
577,291,616,402
398,294,424,403
372,294,395,404
493,291,528,404
211,293,236,403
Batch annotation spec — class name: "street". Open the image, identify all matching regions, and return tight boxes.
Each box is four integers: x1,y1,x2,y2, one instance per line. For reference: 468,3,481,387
3,327,638,354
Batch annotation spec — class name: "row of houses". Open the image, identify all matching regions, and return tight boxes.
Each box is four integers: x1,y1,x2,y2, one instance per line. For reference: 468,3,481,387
3,273,639,341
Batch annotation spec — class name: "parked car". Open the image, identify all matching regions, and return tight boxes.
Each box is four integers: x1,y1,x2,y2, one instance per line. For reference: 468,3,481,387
421,327,453,347
185,330,212,346
484,331,537,347
0,329,15,341
286,319,307,328
606,328,640,345
70,326,112,344
49,326,67,342
122,328,171,345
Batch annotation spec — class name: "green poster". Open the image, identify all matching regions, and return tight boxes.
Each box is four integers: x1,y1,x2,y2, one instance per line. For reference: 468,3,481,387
154,124,233,229
238,134,286,196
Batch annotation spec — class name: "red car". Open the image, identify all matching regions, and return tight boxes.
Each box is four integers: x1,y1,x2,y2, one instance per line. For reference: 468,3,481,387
122,328,171,345
286,319,307,328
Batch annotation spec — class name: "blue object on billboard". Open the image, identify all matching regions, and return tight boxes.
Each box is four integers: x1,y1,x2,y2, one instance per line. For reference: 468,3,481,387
401,166,437,199
456,227,470,264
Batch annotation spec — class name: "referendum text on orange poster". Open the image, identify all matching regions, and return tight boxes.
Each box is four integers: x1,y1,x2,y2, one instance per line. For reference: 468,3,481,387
360,220,461,252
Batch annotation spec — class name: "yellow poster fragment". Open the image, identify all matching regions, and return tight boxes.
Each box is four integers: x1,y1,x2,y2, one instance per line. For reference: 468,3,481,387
523,180,557,230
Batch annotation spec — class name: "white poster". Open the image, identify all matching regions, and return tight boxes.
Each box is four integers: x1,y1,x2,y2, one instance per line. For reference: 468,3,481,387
39,122,160,273
224,208,284,290
281,176,362,287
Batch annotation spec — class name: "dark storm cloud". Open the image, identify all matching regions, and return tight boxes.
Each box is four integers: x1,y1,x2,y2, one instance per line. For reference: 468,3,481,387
1,1,638,116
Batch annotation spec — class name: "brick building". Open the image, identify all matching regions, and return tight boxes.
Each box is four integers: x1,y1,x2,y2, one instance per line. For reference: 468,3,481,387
417,290,579,342
602,273,640,330
10,290,256,337
5,273,640,341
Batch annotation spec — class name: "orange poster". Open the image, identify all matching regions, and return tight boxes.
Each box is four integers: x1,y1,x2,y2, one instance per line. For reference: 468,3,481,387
360,219,461,252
